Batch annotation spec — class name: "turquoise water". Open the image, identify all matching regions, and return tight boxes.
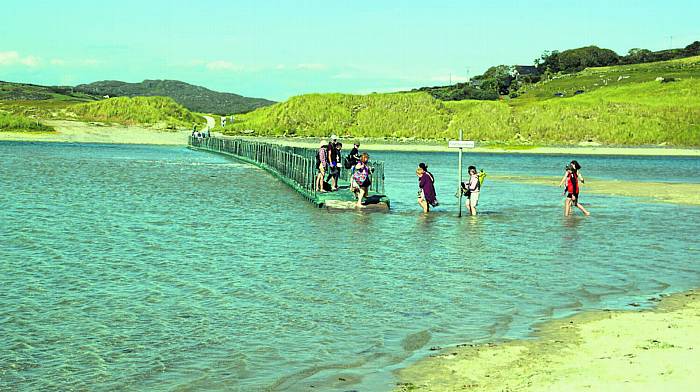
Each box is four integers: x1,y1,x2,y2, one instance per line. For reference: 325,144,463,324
1,141,699,391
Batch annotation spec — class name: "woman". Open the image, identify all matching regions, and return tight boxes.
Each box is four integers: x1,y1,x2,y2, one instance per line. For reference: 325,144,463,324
464,165,480,216
352,153,372,208
416,166,437,213
559,161,590,216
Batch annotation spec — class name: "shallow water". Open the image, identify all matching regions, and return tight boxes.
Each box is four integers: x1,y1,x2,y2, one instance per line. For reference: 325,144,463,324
1,141,699,391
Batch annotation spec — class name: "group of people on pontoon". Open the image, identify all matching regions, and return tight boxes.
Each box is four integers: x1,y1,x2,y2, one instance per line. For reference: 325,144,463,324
315,135,370,208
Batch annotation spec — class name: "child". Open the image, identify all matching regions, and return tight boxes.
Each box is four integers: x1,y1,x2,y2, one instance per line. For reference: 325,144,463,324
559,162,590,216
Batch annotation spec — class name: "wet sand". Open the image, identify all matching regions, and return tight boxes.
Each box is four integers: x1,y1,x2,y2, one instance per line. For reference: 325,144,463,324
490,175,700,206
396,289,700,392
0,120,191,145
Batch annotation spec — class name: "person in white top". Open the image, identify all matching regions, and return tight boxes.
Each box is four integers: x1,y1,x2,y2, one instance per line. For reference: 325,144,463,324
464,165,480,215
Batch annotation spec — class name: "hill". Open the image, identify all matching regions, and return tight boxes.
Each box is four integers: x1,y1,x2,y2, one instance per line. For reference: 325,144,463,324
70,96,200,129
0,80,98,102
221,56,700,146
74,80,275,114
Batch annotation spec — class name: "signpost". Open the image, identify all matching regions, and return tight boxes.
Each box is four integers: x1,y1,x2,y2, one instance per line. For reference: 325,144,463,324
448,130,475,217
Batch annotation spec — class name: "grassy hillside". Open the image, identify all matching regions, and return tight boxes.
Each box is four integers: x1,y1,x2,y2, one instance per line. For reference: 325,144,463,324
70,96,200,129
0,80,98,102
75,80,275,114
222,56,700,146
515,55,700,102
0,111,54,132
221,92,452,138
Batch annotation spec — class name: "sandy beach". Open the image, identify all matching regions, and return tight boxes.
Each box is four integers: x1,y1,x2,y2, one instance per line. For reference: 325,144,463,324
0,120,191,145
396,289,700,392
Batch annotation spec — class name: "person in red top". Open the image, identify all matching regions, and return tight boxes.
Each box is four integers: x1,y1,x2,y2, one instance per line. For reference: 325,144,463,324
559,160,590,216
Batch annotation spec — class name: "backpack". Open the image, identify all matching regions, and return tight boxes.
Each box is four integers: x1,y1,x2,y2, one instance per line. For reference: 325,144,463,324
478,170,486,188
343,156,352,169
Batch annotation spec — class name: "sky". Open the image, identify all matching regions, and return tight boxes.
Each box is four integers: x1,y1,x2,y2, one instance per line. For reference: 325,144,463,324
1,0,699,101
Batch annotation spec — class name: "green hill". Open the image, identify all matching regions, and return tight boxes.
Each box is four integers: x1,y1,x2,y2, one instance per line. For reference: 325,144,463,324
222,56,700,146
70,96,200,129
0,80,98,102
74,80,275,114
515,55,700,103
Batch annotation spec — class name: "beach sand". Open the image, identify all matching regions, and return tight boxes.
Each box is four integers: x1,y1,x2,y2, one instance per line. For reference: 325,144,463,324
396,290,700,392
0,120,191,145
490,175,700,206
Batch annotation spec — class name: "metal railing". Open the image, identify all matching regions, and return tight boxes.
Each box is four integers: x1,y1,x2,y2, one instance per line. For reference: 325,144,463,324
188,136,386,197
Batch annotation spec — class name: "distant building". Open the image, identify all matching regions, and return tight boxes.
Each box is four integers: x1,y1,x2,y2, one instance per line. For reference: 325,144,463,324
513,65,539,77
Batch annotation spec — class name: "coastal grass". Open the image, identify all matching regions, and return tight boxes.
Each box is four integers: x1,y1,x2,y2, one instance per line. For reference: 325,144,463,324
0,111,54,132
70,96,200,129
222,75,700,146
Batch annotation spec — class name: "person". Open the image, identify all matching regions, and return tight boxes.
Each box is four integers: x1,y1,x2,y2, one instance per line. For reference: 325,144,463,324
419,162,435,185
347,143,360,169
416,166,437,213
462,165,480,216
352,153,372,208
326,135,340,191
559,161,590,216
315,140,328,193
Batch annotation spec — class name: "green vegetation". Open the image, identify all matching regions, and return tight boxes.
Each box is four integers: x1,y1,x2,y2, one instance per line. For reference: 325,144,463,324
71,96,200,129
74,80,275,114
0,111,54,132
416,41,700,100
222,56,700,146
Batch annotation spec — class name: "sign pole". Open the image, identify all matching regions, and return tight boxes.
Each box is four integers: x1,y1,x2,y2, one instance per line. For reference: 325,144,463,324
447,136,474,218
458,129,463,217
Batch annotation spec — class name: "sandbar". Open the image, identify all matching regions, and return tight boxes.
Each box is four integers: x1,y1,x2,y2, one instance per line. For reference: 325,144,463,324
396,289,700,392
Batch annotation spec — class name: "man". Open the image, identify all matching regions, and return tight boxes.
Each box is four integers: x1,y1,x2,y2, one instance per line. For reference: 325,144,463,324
326,135,340,191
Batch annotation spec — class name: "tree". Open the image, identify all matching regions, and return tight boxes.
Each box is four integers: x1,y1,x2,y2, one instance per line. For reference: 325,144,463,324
622,48,653,64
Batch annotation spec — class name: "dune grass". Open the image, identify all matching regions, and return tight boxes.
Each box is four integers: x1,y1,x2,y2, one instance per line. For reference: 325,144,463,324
70,96,199,129
0,111,54,132
222,92,452,138
223,82,700,146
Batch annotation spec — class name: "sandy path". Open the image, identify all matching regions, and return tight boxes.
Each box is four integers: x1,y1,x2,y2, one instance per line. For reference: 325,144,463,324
203,115,215,131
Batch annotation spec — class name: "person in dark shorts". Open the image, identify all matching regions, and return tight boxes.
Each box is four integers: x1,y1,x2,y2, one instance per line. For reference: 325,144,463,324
559,161,590,216
326,135,340,191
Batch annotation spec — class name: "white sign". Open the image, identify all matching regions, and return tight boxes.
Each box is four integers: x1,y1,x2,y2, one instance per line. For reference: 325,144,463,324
448,140,475,149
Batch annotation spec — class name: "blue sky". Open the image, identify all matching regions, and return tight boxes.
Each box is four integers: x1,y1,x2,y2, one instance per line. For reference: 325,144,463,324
1,0,698,100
